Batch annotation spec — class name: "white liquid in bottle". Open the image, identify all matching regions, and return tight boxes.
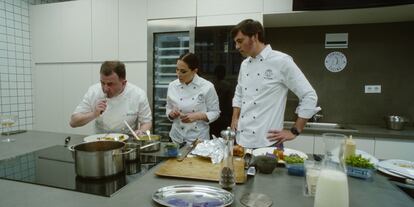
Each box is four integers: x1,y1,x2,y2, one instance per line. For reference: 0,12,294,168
314,169,349,207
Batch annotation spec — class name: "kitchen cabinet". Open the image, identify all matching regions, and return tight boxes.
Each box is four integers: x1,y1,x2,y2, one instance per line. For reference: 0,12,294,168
374,138,414,160
284,134,314,154
263,0,293,14
61,64,95,135
33,64,64,132
119,0,147,61
147,0,196,20
31,0,92,63
196,0,263,26
91,0,118,61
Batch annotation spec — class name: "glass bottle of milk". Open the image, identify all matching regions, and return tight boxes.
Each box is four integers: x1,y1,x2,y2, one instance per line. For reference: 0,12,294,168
314,133,349,207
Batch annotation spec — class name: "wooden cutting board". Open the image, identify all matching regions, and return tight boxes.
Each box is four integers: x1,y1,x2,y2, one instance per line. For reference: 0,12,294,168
155,156,246,183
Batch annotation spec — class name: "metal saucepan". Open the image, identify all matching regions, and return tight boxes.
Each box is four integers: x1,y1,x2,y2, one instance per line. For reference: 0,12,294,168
384,115,409,130
68,141,133,179
134,134,162,152
123,141,161,162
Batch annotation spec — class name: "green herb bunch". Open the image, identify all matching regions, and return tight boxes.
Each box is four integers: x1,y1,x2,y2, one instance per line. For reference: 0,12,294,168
345,155,374,169
284,154,304,164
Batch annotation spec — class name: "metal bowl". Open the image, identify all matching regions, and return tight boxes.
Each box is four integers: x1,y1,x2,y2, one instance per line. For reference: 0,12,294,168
384,115,409,130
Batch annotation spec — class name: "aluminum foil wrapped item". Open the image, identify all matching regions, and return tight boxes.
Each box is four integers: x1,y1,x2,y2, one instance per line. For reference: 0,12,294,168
191,137,226,164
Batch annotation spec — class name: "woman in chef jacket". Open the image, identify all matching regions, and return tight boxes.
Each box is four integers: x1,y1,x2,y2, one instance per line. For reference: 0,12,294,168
166,53,220,144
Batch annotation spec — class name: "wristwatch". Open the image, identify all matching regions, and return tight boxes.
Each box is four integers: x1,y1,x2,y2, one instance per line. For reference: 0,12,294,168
290,127,300,136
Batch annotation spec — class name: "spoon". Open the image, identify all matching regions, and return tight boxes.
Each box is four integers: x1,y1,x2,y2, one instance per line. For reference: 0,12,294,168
146,130,152,141
124,120,140,140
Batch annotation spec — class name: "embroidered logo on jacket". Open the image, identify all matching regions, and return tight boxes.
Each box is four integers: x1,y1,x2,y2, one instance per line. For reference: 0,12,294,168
264,69,274,80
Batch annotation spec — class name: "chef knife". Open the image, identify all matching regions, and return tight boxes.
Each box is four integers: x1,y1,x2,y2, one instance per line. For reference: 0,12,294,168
177,138,200,162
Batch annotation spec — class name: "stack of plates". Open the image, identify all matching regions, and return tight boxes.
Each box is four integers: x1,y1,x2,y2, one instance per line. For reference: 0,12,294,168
377,159,414,179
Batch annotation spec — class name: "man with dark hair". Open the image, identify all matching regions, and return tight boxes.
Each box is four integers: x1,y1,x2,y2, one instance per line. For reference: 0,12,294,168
70,60,152,135
230,19,320,148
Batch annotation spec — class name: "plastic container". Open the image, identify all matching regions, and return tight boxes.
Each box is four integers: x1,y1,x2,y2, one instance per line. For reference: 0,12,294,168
346,166,375,179
286,163,305,176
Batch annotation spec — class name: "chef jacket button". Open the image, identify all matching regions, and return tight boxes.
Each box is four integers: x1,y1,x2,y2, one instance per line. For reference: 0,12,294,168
181,127,184,130
257,73,260,76
193,87,196,89
241,130,244,133
192,110,195,112
253,131,255,134
180,98,183,101
249,60,251,63
246,73,249,76
179,110,182,112
241,116,244,118
195,126,197,129
192,98,194,100
245,88,247,90
253,116,256,119
256,88,258,91
243,101,245,104
181,86,183,89
254,102,256,105
260,59,263,61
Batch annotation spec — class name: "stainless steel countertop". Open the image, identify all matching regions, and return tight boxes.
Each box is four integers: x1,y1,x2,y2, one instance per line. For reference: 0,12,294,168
0,130,413,207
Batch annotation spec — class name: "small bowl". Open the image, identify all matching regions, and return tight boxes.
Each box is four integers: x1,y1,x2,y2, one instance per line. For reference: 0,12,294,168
254,155,278,174
286,163,305,176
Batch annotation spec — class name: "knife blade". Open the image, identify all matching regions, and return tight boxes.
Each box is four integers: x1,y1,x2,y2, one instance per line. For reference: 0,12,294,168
177,138,200,162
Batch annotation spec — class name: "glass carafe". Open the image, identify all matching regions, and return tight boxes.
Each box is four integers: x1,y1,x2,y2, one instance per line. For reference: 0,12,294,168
219,127,236,190
314,133,349,207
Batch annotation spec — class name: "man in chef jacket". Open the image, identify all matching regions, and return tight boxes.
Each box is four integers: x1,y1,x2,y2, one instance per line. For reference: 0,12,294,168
230,19,320,148
70,60,152,135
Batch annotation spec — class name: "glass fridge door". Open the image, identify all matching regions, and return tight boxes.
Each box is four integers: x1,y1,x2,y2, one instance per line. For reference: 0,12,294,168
153,32,190,141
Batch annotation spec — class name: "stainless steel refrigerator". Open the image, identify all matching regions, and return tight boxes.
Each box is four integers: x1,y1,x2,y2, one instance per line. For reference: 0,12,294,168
147,18,195,141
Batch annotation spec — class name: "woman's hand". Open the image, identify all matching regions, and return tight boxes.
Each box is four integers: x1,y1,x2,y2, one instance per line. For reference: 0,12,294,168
168,110,181,119
180,112,206,123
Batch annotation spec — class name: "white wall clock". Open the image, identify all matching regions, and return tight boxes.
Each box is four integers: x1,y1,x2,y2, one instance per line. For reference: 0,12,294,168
324,51,347,72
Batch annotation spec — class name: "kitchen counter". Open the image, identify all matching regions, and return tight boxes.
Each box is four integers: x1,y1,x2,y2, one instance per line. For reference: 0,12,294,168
298,123,414,140
1,131,413,207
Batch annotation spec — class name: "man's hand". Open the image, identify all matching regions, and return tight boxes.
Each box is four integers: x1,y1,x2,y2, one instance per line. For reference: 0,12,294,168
95,99,107,116
180,112,206,123
230,117,239,131
266,129,297,144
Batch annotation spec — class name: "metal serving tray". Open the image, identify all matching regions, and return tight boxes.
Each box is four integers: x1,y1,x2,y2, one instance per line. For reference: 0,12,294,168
152,184,234,207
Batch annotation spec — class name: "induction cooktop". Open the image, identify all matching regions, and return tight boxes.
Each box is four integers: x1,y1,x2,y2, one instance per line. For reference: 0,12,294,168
0,145,160,197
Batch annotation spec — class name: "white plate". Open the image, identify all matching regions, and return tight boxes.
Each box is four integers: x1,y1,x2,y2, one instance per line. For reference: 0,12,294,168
252,147,308,159
377,166,404,178
377,159,414,179
331,149,379,166
83,133,129,142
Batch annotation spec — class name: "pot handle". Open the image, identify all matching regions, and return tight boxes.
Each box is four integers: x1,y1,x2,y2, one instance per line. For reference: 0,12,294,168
114,148,135,156
67,145,75,152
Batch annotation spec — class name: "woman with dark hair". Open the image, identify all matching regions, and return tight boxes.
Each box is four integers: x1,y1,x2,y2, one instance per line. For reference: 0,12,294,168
166,53,220,144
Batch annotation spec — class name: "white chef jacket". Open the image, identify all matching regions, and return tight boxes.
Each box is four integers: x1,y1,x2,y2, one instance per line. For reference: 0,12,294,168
166,75,220,143
73,82,152,133
233,45,320,148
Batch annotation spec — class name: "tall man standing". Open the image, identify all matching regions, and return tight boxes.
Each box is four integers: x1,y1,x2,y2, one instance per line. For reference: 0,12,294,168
230,19,320,148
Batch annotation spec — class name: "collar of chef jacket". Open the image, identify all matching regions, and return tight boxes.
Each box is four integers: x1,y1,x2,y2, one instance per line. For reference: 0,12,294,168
247,44,272,63
177,74,202,88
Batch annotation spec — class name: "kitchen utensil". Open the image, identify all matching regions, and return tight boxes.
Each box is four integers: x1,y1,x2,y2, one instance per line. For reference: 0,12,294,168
124,120,140,140
152,185,234,207
253,155,277,174
177,138,200,162
384,115,409,130
135,134,161,152
64,136,71,147
146,130,151,140
155,157,246,183
69,141,133,179
124,141,161,162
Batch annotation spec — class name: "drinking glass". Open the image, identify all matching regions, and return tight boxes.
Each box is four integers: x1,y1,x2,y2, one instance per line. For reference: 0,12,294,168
304,160,321,197
1,114,17,142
